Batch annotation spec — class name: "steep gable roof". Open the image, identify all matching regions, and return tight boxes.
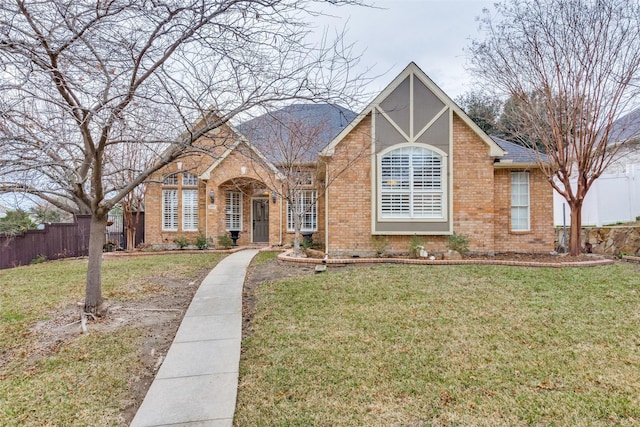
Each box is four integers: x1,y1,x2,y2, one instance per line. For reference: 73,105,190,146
237,103,356,163
321,62,505,158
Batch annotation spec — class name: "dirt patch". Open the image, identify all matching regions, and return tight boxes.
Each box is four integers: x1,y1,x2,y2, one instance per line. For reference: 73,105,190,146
26,271,205,426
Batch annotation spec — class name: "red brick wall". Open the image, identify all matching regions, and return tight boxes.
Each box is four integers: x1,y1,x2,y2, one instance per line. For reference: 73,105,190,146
323,113,554,256
493,168,555,253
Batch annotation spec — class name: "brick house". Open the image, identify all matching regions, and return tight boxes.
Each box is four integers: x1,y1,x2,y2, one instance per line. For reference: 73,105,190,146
144,62,554,255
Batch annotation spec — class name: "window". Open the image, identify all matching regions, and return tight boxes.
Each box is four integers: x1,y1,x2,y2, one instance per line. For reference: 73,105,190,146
162,172,198,231
287,190,317,232
380,145,444,219
163,173,178,186
182,172,198,186
182,189,198,231
162,189,178,230
226,191,242,230
511,171,530,231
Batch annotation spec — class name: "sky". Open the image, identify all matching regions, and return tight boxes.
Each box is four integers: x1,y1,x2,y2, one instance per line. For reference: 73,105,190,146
310,0,494,103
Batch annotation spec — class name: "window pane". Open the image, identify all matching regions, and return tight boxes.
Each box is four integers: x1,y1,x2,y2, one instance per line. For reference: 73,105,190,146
162,189,178,230
182,189,198,231
287,190,317,232
380,146,443,219
511,172,530,231
183,173,198,186
225,191,242,230
162,174,178,186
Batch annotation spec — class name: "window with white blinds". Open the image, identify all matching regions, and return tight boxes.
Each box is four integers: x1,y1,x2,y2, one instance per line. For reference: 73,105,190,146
287,190,317,232
182,189,198,231
162,189,178,230
380,146,443,219
225,191,242,230
162,172,198,231
511,171,530,231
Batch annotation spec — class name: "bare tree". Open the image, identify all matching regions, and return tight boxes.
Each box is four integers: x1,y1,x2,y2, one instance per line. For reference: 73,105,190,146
468,0,640,255
240,103,364,256
0,0,367,315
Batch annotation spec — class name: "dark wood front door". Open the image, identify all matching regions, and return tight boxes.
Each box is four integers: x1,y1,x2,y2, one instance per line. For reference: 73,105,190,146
252,199,269,243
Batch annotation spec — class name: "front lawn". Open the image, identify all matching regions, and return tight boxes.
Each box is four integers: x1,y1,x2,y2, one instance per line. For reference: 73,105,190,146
0,253,225,426
236,262,640,426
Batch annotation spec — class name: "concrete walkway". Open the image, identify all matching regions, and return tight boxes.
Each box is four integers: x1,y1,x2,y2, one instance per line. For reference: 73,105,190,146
130,249,259,427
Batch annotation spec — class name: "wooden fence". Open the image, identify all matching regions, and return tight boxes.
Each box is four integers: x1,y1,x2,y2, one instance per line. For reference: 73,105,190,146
1,215,91,269
0,213,144,269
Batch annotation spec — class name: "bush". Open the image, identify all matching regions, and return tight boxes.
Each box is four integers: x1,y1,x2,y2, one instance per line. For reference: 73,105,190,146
409,234,423,258
370,235,389,256
173,235,191,249
195,232,209,250
217,234,233,249
446,232,470,255
30,254,47,264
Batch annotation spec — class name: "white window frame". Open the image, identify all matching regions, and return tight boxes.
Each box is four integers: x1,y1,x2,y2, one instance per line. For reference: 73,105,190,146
162,189,178,231
378,144,447,221
287,190,317,232
225,191,242,231
182,172,198,187
182,189,198,231
163,173,178,186
511,171,530,231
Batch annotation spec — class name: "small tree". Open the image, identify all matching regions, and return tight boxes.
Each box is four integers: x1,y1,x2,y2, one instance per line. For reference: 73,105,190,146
468,0,640,255
0,209,36,234
0,1,367,315
240,104,366,256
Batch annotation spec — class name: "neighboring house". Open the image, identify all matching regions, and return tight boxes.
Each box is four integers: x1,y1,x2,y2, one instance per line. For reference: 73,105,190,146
553,107,640,226
145,62,555,254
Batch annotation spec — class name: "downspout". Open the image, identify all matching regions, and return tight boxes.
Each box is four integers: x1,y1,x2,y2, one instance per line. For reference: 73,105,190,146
325,161,329,256
279,182,283,246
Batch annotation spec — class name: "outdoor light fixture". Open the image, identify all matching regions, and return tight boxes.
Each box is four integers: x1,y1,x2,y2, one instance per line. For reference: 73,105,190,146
209,190,215,203
271,193,277,204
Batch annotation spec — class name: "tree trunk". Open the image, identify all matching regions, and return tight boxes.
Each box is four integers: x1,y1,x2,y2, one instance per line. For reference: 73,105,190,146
85,213,107,315
292,214,302,257
568,200,583,256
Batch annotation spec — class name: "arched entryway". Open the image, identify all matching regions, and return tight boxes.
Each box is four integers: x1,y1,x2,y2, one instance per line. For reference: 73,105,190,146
216,177,271,245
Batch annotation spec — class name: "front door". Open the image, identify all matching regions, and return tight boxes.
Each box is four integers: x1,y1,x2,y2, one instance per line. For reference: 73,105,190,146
252,199,269,243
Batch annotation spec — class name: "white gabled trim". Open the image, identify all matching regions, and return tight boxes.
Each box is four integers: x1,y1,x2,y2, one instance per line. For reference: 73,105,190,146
320,62,506,159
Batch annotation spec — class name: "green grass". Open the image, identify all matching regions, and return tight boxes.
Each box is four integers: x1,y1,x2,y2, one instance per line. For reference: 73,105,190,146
0,253,225,426
236,263,640,426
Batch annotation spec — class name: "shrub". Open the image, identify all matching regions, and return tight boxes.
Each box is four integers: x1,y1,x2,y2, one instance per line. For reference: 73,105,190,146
409,234,423,258
173,235,191,249
446,232,470,255
217,234,233,249
370,235,390,256
30,254,47,264
195,232,209,250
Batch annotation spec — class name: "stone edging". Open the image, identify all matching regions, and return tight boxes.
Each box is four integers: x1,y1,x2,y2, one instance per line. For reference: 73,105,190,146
277,250,616,268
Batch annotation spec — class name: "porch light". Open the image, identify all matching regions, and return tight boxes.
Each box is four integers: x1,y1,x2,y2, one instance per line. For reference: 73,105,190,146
209,190,215,203
271,193,277,204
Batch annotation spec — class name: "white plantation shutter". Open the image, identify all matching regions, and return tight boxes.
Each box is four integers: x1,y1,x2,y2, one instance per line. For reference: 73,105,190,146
162,189,178,230
182,189,198,231
380,146,443,219
287,190,317,231
225,191,242,230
